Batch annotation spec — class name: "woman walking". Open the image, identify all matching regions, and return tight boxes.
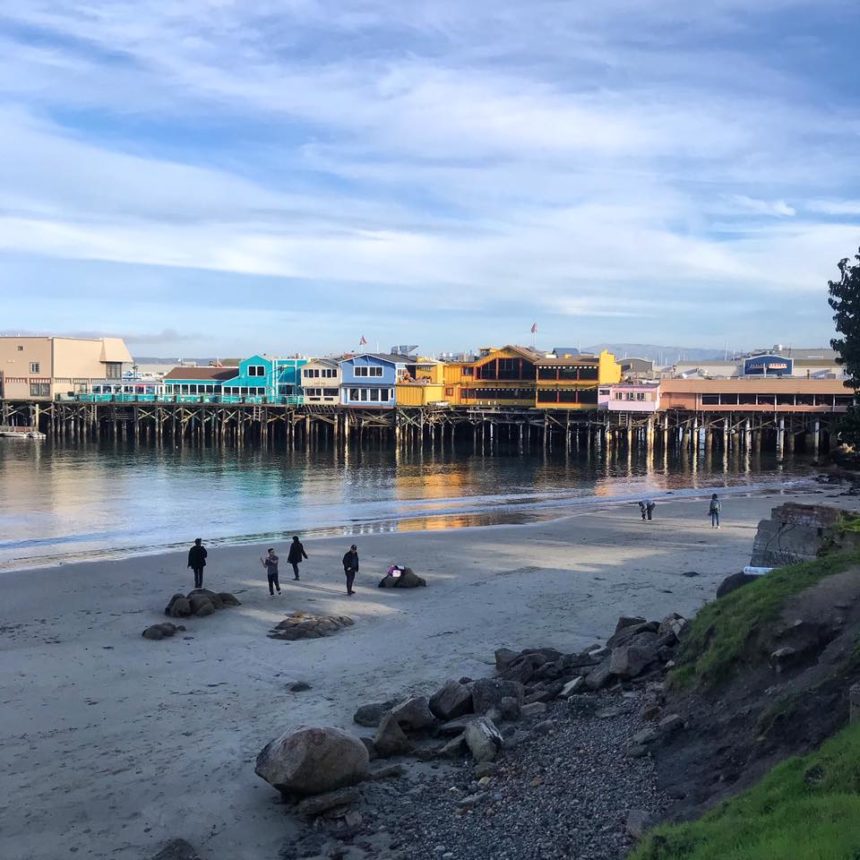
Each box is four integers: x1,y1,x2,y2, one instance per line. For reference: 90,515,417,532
261,548,281,596
342,544,359,596
287,536,308,581
709,493,721,529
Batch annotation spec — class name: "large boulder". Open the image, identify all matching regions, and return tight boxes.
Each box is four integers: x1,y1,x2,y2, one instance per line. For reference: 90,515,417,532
189,589,224,610
429,680,473,721
188,593,215,616
373,713,412,757
390,696,436,731
472,678,524,715
218,592,242,607
716,572,758,599
396,568,426,588
584,658,613,690
464,717,503,763
353,700,397,728
609,640,659,679
255,727,369,796
164,594,192,618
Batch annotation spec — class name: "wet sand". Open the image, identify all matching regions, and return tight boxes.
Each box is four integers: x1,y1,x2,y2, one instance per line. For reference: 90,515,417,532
0,487,851,860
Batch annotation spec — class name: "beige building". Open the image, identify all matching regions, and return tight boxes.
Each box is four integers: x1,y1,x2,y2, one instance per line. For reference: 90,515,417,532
300,358,342,404
0,336,133,400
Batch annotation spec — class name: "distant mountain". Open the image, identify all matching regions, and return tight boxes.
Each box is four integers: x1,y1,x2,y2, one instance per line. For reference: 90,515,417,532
582,344,730,364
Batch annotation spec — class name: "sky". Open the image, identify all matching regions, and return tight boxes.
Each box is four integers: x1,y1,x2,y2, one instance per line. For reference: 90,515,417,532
1,1,860,358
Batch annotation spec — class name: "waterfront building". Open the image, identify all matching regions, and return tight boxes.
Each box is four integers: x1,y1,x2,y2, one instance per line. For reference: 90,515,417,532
535,350,622,410
162,366,239,398
604,382,661,412
658,378,852,413
668,346,844,380
301,358,341,405
340,353,410,407
218,355,307,402
444,346,542,408
395,357,446,407
0,335,133,400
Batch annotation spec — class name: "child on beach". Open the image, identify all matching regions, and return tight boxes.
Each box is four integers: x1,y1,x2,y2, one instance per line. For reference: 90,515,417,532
709,494,721,529
261,548,281,596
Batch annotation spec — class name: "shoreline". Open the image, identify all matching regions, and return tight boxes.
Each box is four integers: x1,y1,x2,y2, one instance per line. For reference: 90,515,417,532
0,475,820,575
1,485,855,860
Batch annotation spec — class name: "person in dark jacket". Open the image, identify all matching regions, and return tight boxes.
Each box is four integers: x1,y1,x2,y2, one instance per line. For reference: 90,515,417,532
187,538,207,589
342,544,359,596
261,548,281,596
638,499,656,521
709,493,722,529
287,536,308,580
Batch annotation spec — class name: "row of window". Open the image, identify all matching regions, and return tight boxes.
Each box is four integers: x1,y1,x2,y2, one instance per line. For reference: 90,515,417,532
460,388,534,400
537,389,599,404
614,392,651,401
304,368,338,378
346,388,392,402
537,367,599,381
699,394,853,406
354,366,384,377
304,388,339,397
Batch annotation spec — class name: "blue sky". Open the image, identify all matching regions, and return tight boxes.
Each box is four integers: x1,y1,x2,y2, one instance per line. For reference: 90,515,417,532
1,1,859,357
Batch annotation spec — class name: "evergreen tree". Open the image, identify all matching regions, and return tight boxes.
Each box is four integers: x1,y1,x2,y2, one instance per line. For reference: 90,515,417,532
828,248,860,442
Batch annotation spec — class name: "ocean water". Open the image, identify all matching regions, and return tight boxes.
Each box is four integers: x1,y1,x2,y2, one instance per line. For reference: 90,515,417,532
0,439,813,572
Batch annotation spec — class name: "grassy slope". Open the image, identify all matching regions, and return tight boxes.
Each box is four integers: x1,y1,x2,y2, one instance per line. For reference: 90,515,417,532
670,551,860,689
631,719,860,860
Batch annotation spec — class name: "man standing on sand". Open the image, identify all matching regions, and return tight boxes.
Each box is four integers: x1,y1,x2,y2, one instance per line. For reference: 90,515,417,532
261,548,281,596
287,536,308,580
709,493,722,529
342,544,359,596
187,538,207,589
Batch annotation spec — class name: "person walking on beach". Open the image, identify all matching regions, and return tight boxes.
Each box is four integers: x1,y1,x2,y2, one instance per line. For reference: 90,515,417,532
187,538,207,589
287,536,308,581
261,548,281,596
639,499,656,521
342,544,359,596
709,493,722,529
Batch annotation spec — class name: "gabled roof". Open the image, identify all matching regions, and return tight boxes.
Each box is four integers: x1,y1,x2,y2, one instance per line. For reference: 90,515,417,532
345,353,412,364
535,354,599,366
163,367,239,381
304,358,340,369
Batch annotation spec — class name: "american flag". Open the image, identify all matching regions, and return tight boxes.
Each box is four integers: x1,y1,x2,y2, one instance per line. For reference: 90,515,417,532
530,323,538,334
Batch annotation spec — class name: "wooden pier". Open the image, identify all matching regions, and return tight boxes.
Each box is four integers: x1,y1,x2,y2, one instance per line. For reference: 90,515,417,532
0,399,840,456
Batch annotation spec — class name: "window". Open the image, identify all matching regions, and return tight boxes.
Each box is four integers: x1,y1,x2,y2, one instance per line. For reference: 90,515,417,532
370,389,380,401
29,362,40,373
701,394,720,405
445,387,454,396
349,388,360,401
248,365,266,377
105,363,122,379
636,392,646,401
538,368,557,380
30,382,50,397
462,367,473,377
614,392,623,399
17,345,23,351
355,367,367,377
304,368,318,378
380,389,390,402
355,366,382,377
323,388,339,397
323,369,336,378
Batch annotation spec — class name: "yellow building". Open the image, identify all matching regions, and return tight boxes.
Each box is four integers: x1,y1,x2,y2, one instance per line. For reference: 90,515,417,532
0,336,133,400
535,350,621,409
395,358,447,406
443,346,542,408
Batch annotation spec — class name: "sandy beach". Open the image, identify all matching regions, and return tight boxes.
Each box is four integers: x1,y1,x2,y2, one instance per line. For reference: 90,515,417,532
0,486,851,860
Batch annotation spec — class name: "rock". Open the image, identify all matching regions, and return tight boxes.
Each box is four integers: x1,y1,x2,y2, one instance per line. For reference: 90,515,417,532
500,653,545,685
218,592,242,607
142,625,165,640
498,696,521,721
471,678,524,714
464,717,503,763
437,715,479,736
524,689,553,705
520,702,547,718
164,594,192,618
390,696,437,731
149,839,203,860
584,659,613,690
296,786,360,817
255,727,369,796
615,616,647,633
474,761,499,778
429,680,473,721
716,572,759,599
397,567,426,587
353,700,397,728
188,590,223,611
289,681,312,692
193,602,215,618
359,737,377,760
607,622,659,649
631,727,659,746
374,713,413,757
626,809,653,839
658,714,684,736
269,612,354,641
657,612,687,638
494,648,519,671
559,677,585,698
458,791,487,808
682,570,699,578
157,622,179,636
609,635,659,679
436,733,467,758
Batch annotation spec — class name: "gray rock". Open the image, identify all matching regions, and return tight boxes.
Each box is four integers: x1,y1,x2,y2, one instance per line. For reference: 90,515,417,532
609,641,658,679
498,696,521,721
615,615,647,633
436,733,467,758
149,839,202,860
296,786,360,816
390,696,437,731
494,648,519,671
584,659,613,690
192,600,215,618
559,676,584,698
218,592,242,607
458,791,488,807
367,763,406,780
374,713,413,757
472,678,525,714
359,736,377,760
626,808,654,839
289,681,312,692
437,715,479,736
353,700,397,728
464,717,503,763
429,680,474,721
142,625,164,640
255,726,369,796
474,761,499,778
631,727,659,746
520,702,547,718
164,594,192,618
716,572,758,599
658,713,684,736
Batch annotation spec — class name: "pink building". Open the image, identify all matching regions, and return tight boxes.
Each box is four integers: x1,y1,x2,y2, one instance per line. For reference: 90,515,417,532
605,382,661,412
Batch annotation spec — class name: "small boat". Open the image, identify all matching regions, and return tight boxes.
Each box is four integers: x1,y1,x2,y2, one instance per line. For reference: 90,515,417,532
0,429,46,440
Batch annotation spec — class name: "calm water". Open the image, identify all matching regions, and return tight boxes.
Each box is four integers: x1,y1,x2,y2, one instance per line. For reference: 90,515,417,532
0,439,813,572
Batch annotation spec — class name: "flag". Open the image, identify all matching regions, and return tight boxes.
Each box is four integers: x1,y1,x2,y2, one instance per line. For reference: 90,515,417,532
359,336,367,346
530,322,538,334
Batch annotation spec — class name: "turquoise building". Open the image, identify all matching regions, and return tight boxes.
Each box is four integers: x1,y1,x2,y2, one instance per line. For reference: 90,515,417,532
220,355,307,403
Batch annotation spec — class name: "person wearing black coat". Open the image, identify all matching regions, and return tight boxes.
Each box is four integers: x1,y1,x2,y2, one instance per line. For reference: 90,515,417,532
187,538,207,589
287,536,308,580
342,544,359,596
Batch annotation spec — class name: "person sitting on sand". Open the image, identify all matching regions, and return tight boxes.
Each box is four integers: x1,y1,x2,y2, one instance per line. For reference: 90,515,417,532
639,499,656,521
709,493,721,529
287,536,308,581
342,544,359,596
187,538,207,589
261,548,281,596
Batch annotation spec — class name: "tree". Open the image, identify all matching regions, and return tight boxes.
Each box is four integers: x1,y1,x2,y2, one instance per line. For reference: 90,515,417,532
829,248,860,389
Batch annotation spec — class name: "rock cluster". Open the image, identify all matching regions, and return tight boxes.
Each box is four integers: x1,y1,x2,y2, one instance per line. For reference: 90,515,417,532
148,839,203,860
164,589,241,619
378,567,427,588
268,611,354,641
142,621,186,641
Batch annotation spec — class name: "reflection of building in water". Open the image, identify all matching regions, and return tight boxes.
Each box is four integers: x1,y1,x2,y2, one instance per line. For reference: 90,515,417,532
392,463,466,502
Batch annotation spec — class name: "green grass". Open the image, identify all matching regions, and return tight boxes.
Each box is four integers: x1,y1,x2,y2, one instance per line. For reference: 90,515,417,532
836,514,860,535
631,720,860,860
670,551,860,690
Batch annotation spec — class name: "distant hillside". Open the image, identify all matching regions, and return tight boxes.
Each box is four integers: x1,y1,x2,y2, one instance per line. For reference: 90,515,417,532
582,343,729,363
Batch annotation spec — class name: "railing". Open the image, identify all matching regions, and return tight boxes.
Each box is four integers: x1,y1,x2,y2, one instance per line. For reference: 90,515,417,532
72,394,304,405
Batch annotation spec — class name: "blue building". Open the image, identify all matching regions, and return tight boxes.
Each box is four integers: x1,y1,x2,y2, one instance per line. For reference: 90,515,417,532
743,354,794,377
220,355,307,402
340,353,411,407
